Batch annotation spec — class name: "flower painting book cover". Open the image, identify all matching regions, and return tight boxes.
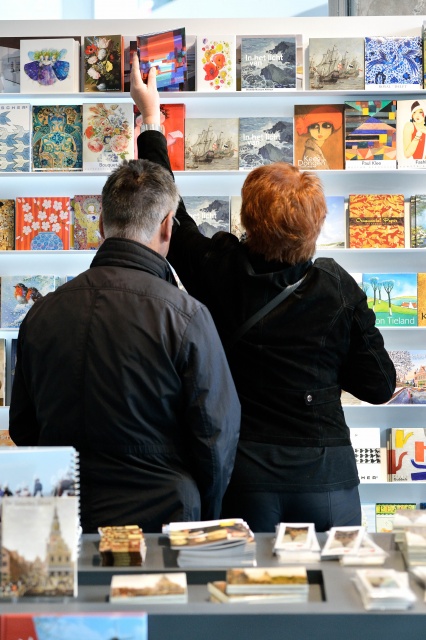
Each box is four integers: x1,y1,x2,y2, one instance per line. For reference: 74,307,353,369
83,102,134,172
32,105,82,172
196,35,236,91
1,275,60,329
83,35,123,92
15,196,71,250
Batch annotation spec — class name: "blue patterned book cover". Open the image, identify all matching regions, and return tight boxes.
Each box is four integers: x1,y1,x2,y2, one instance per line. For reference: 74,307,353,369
0,104,31,172
184,196,230,237
365,36,422,89
0,275,61,328
239,117,293,169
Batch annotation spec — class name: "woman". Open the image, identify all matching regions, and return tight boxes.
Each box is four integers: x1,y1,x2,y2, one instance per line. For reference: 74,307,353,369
131,60,396,532
294,105,343,170
403,100,426,160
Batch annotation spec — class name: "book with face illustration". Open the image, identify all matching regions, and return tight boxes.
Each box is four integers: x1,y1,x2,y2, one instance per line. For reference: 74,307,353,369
294,104,345,170
70,194,103,250
397,100,426,170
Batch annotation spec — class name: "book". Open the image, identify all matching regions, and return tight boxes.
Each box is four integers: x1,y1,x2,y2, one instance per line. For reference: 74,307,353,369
376,503,417,533
208,579,308,604
9,338,17,403
136,28,187,91
339,533,388,566
418,273,426,326
83,35,123,91
397,100,426,170
134,102,185,171
361,503,377,533
387,350,426,404
321,526,364,557
0,275,62,328
70,194,103,250
240,35,302,91
230,195,245,240
353,568,416,610
273,522,321,563
83,102,134,172
185,117,238,171
225,567,309,596
348,194,405,248
365,36,422,90
110,572,188,603
350,427,382,483
393,508,426,543
316,196,346,249
238,116,293,169
20,38,80,93
0,38,21,92
294,104,345,170
184,196,230,237
388,428,426,482
345,100,397,169
196,35,236,91
358,272,417,328
0,430,15,446
0,198,15,249
309,38,364,90
98,525,146,566
0,338,5,406
0,103,31,172
15,196,71,249
32,104,82,172
410,195,426,247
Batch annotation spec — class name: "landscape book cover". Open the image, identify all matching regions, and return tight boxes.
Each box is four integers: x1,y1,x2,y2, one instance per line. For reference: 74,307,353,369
396,99,426,170
294,104,345,170
238,116,293,169
364,35,422,90
31,104,82,172
82,102,134,172
388,428,426,482
0,275,62,328
240,35,302,91
196,35,236,92
347,193,405,248
185,117,238,171
83,35,123,91
345,100,397,169
184,196,230,237
358,272,417,327
136,28,187,91
134,102,185,171
0,198,15,249
70,194,103,250
349,427,382,483
316,195,346,249
0,103,31,172
110,572,188,604
309,37,364,90
19,37,80,93
418,273,426,326
410,194,426,247
15,196,72,250
386,350,426,405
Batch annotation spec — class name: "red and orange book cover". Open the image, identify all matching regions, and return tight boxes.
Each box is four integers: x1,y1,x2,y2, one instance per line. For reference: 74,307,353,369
294,104,345,170
134,103,185,171
348,193,405,248
15,196,71,250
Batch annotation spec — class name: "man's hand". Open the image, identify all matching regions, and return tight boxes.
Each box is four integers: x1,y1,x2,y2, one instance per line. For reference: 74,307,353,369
130,53,161,125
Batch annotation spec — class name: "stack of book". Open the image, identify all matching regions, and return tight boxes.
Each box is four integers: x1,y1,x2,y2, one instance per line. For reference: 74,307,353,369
353,568,416,610
208,567,309,604
109,572,188,604
98,525,146,567
321,526,388,566
392,508,426,543
399,525,426,568
273,522,321,563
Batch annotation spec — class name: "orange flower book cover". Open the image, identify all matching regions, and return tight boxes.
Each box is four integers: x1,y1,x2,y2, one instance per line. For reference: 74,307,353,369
15,196,71,250
196,35,236,91
348,193,405,248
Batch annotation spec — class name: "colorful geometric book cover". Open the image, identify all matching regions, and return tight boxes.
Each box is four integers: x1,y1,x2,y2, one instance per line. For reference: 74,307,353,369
137,28,187,91
359,272,417,327
0,338,5,406
32,105,82,172
365,35,422,90
238,116,293,169
316,195,346,249
375,503,417,533
388,428,426,482
15,196,71,250
347,193,405,248
134,103,185,170
196,35,236,91
83,35,123,91
0,275,60,328
294,104,345,170
82,102,134,172
387,350,426,405
70,194,103,250
20,38,80,93
0,103,31,172
240,35,302,91
349,427,382,483
410,194,426,247
309,37,364,91
0,198,15,249
418,273,426,326
185,118,238,171
184,196,230,237
345,100,397,169
0,38,21,92
396,99,426,170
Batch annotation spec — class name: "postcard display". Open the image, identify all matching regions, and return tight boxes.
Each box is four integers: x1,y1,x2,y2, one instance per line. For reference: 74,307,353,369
1,14,426,635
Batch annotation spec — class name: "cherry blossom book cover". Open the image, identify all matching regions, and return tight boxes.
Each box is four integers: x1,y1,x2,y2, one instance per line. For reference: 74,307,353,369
15,196,71,250
83,102,133,172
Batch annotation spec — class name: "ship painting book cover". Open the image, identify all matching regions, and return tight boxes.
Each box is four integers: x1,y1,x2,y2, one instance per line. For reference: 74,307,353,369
387,350,426,405
309,38,364,91
239,117,293,169
185,118,238,171
240,35,302,90
358,272,417,327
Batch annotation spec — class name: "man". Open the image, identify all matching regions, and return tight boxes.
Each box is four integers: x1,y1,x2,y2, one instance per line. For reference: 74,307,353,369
9,156,241,533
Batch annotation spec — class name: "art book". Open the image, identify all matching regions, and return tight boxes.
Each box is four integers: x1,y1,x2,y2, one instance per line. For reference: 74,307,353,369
418,273,426,326
184,196,230,237
240,35,302,91
0,430,15,446
376,503,417,533
238,116,293,169
225,567,308,596
365,35,422,89
230,195,246,240
110,572,188,604
349,427,382,483
0,103,31,172
0,198,15,249
397,100,426,170
316,195,346,249
32,104,82,172
185,118,238,171
133,102,185,170
387,350,426,405
136,28,187,91
410,194,426,247
345,100,397,169
15,196,71,250
83,102,134,172
9,338,17,403
0,37,21,92
19,38,80,93
348,194,405,248
196,35,236,92
359,272,417,327
83,35,123,91
309,37,364,90
294,104,345,170
70,194,103,250
1,275,61,328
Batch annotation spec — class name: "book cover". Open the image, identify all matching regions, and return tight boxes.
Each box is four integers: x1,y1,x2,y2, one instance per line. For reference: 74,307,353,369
388,428,426,482
0,337,5,406
230,195,246,240
0,38,21,92
225,567,308,594
345,100,397,169
20,38,80,93
83,35,123,92
361,503,377,533
294,104,345,170
359,272,417,328
348,194,405,248
83,102,134,172
184,196,230,237
134,103,185,171
397,100,426,170
0,198,15,249
418,273,426,326
387,350,426,405
365,36,422,89
32,105,82,172
196,35,236,92
185,118,238,171
309,38,364,90
316,195,346,249
240,35,302,91
410,195,426,247
9,337,17,403
15,196,71,250
136,28,187,91
0,275,60,328
376,503,417,533
110,572,188,603
70,194,103,250
238,116,293,169
0,103,31,172
350,427,382,483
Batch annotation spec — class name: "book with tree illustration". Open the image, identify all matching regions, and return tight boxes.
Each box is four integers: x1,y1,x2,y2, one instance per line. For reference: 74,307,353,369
357,272,417,327
348,194,405,248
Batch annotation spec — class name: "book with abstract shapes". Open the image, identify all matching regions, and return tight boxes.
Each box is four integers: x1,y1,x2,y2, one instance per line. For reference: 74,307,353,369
1,275,60,328
0,199,15,249
240,35,302,91
294,104,345,170
137,28,187,91
0,103,31,172
83,35,123,92
134,103,185,170
350,427,382,483
83,102,134,172
309,37,364,91
185,118,238,171
345,100,397,169
388,428,426,482
365,35,422,89
196,35,236,91
387,350,426,405
20,38,80,93
348,194,405,248
397,100,426,170
316,196,346,249
359,272,417,327
32,105,82,172
238,116,293,169
410,195,426,247
71,195,103,250
15,196,71,250
110,572,188,604
184,196,230,237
